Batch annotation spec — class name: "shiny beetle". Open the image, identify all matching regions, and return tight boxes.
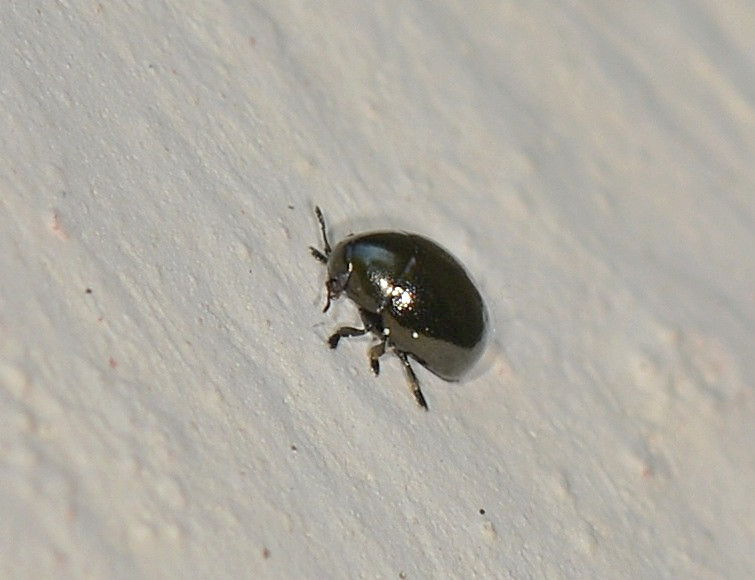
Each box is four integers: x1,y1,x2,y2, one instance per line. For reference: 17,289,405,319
310,207,487,410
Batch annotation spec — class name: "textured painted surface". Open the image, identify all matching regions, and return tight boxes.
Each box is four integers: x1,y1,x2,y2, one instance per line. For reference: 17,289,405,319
1,1,753,577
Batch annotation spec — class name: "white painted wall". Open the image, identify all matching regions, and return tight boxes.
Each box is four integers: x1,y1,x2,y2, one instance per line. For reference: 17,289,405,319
1,1,753,577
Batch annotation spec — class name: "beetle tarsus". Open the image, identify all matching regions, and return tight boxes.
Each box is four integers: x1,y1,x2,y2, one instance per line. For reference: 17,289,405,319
395,350,428,410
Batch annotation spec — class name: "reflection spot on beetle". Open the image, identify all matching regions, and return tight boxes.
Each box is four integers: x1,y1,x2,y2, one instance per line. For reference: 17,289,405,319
310,206,488,411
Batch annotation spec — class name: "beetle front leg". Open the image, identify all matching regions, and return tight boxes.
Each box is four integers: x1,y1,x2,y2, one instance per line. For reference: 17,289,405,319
394,350,428,411
328,308,382,349
328,326,368,349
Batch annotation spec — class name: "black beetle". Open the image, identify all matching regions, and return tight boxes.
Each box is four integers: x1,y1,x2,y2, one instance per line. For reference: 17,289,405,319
310,207,487,410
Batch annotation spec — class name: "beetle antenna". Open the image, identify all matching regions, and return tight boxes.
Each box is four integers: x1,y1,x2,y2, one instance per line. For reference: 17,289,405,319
314,206,332,256
310,246,328,263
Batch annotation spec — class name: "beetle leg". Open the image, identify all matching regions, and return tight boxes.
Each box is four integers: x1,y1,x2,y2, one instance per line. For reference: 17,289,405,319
328,309,381,349
368,339,387,376
328,326,368,349
394,350,428,411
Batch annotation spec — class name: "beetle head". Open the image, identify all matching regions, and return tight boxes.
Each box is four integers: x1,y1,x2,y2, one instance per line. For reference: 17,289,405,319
322,241,352,312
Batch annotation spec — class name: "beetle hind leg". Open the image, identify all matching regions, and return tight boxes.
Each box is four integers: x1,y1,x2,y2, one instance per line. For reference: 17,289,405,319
394,350,428,411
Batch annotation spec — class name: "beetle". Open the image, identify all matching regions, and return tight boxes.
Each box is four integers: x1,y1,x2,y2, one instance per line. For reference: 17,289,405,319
310,206,488,410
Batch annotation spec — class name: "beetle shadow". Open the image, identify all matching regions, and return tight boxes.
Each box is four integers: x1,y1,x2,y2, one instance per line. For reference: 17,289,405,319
459,249,520,385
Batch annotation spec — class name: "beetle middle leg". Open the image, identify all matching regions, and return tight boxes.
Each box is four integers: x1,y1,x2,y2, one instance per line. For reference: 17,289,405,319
368,339,387,376
394,350,428,411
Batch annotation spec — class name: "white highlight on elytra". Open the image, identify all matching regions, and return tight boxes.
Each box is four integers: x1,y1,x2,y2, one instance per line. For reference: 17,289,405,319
378,277,415,311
